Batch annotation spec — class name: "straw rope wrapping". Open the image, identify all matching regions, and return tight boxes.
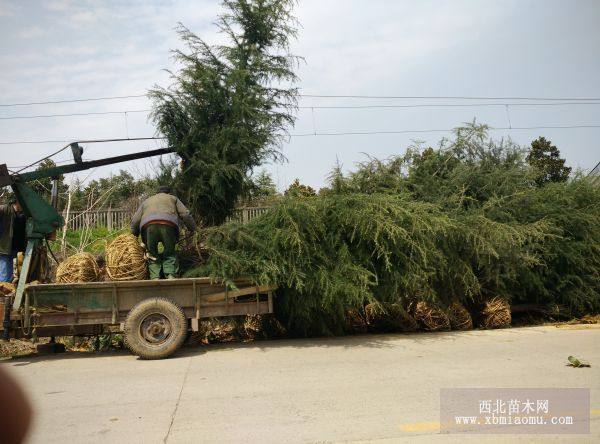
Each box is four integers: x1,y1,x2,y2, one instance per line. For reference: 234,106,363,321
105,234,148,281
0,281,15,295
345,308,368,333
365,302,418,332
480,296,511,329
55,252,100,283
448,300,473,330
412,301,451,331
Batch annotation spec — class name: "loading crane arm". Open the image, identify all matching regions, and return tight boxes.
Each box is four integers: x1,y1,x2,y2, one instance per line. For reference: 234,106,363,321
0,144,175,332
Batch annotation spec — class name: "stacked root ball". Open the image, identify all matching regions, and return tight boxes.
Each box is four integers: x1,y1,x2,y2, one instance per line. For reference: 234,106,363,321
54,234,147,284
105,234,147,281
480,297,511,329
55,252,100,283
343,298,503,335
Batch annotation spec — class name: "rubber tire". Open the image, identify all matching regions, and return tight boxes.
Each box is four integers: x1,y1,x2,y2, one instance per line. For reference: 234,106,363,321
124,297,187,360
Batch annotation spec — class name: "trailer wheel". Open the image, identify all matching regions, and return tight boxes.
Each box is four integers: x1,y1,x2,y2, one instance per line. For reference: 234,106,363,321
124,298,187,360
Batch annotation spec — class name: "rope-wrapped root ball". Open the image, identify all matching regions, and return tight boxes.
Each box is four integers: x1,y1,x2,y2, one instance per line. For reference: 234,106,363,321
55,252,100,283
365,302,418,332
106,234,148,281
345,308,368,333
0,282,15,296
480,296,511,329
412,301,451,332
448,300,473,331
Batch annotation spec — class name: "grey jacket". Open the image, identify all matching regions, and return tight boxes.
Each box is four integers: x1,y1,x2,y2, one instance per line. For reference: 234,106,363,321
130,193,197,236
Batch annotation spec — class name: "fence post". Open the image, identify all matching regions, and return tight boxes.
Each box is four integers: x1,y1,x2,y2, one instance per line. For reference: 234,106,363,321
107,207,113,231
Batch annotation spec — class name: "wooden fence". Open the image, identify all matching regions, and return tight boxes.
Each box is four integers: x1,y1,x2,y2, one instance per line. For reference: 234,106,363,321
228,207,270,224
63,208,133,231
62,207,270,230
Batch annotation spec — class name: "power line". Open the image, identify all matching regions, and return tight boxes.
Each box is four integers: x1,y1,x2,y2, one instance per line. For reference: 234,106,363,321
0,139,73,145
5,125,599,172
14,142,74,172
76,136,164,144
0,94,147,107
2,93,600,107
0,109,150,120
297,102,600,109
291,125,600,137
301,94,600,101
0,136,165,146
2,125,599,147
8,158,79,170
3,102,600,121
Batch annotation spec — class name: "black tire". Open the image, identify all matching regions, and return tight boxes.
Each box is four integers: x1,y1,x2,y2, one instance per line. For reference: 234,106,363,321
124,297,187,360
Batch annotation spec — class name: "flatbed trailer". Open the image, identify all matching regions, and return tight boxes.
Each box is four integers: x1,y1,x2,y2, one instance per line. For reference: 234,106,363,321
0,146,278,359
1,278,276,359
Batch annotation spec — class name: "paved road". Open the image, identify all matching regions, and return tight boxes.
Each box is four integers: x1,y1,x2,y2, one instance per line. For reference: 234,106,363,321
2,325,599,443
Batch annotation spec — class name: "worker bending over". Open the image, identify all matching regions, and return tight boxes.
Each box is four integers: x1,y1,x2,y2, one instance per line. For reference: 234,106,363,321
131,186,196,279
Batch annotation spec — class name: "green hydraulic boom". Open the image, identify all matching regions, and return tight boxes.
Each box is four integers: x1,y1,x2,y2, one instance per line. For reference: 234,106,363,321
1,144,174,337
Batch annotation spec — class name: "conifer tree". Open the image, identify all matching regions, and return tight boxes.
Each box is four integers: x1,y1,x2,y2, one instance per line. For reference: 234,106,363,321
151,0,300,225
527,137,571,186
284,179,316,198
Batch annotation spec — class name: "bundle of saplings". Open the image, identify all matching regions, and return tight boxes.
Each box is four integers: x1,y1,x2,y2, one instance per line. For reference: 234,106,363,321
186,123,600,336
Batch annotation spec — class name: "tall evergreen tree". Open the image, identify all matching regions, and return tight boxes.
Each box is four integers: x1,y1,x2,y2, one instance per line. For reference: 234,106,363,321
527,136,571,186
150,0,300,225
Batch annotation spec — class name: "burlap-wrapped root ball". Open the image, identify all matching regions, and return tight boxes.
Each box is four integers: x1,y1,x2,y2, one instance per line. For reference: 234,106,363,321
448,300,473,331
0,282,15,296
55,252,100,283
243,314,263,340
480,296,511,329
344,308,369,334
365,302,418,332
412,301,451,332
106,234,147,281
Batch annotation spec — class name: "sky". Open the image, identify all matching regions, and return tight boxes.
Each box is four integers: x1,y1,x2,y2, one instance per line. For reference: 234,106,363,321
0,0,599,192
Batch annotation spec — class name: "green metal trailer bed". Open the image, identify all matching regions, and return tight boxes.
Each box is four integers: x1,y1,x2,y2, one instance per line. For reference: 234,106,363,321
0,145,278,359
1,278,275,359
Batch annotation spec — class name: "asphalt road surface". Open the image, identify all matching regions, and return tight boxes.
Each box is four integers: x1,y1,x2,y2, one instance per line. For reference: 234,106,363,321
2,325,599,443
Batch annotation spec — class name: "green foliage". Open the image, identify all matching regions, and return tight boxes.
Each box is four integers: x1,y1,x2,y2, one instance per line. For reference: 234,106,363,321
284,179,316,198
527,136,571,186
187,122,600,335
70,160,175,211
244,170,278,204
150,0,300,226
49,227,127,256
498,178,600,313
31,159,68,203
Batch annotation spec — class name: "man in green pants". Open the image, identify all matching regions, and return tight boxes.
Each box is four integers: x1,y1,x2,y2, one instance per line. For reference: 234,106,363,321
130,186,197,279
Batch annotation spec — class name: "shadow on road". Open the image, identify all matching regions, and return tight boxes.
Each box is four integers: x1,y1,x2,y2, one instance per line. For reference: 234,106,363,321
176,328,497,357
2,326,549,364
2,348,132,365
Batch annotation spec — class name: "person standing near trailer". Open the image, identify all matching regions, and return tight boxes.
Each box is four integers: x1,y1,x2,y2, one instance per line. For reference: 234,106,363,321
0,199,26,283
130,186,196,279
